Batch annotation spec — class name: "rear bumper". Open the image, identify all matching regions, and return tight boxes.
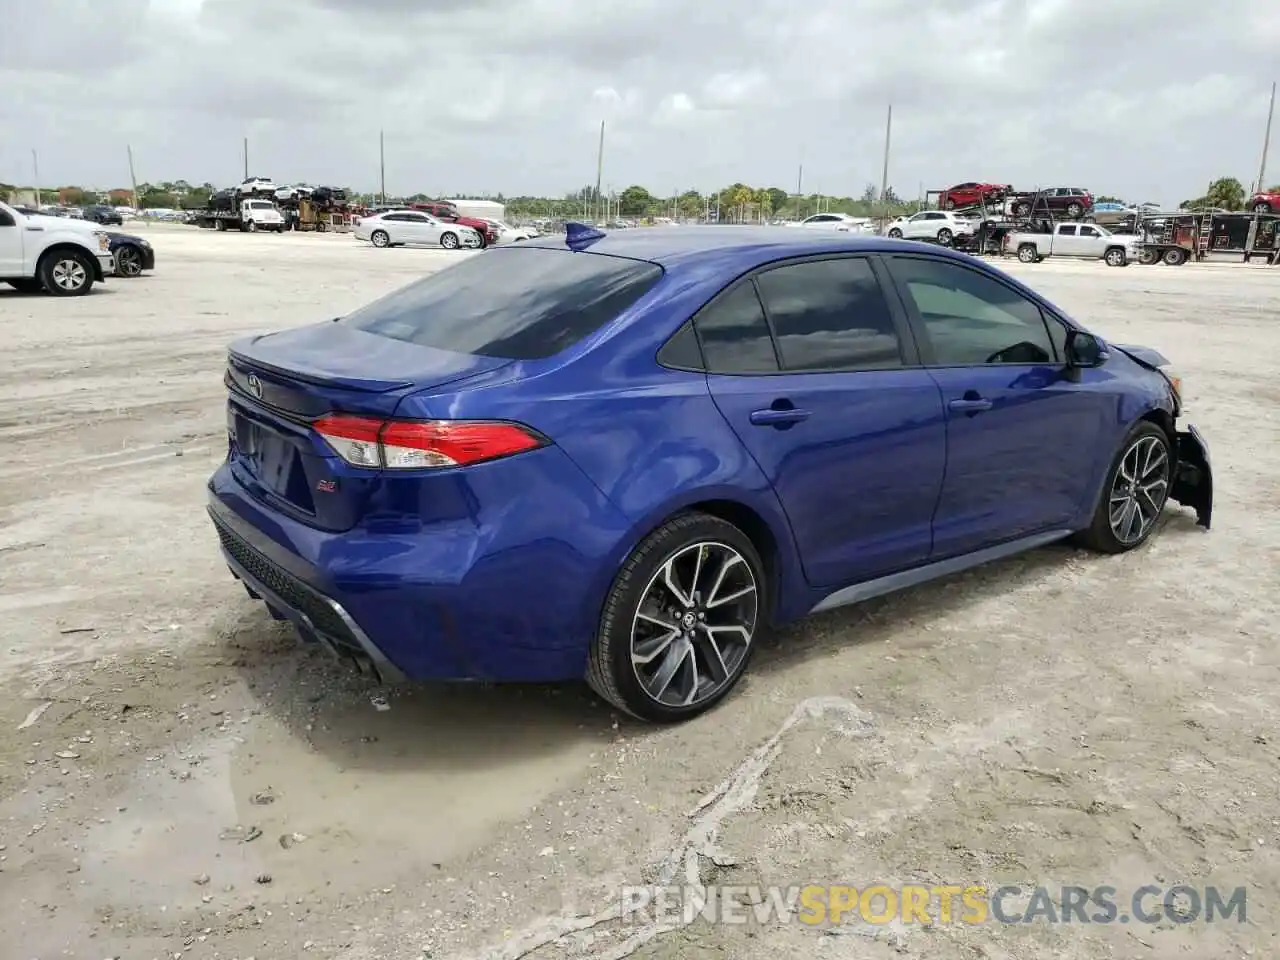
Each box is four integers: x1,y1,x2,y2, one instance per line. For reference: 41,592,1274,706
206,448,630,683
209,503,406,681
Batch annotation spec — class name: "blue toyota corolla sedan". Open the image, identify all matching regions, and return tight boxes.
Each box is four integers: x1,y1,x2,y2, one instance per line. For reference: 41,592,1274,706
207,225,1213,722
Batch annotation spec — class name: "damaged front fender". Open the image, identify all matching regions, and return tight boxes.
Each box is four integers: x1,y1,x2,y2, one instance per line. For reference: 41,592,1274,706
1171,423,1212,529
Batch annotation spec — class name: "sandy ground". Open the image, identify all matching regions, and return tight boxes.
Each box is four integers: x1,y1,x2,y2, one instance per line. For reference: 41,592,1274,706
0,224,1278,960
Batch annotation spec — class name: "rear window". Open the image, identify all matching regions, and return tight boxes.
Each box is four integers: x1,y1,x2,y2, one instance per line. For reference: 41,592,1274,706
341,248,663,360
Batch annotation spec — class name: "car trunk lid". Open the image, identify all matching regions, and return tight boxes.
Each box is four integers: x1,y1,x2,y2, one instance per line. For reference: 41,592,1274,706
225,323,512,531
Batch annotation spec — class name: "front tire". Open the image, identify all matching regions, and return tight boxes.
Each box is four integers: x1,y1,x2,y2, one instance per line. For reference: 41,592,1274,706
440,231,460,249
39,250,95,296
887,228,903,239
1077,422,1171,554
370,230,390,248
586,513,765,722
1104,247,1127,267
114,246,144,277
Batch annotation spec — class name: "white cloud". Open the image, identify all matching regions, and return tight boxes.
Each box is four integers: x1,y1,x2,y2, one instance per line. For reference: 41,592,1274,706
0,0,1274,205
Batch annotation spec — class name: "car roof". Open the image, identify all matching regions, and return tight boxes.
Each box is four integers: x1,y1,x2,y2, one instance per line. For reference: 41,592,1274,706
519,225,937,269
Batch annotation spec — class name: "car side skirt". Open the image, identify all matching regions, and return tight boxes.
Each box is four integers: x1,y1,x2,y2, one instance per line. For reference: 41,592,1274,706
810,529,1075,615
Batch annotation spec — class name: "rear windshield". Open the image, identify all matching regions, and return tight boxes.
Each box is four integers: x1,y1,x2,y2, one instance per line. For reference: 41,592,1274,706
341,248,663,360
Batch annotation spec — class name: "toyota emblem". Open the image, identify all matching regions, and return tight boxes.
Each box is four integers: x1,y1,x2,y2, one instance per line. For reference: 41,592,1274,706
246,373,263,399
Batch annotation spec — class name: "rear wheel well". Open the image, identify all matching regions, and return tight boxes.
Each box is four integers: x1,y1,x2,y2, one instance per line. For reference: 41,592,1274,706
680,500,781,623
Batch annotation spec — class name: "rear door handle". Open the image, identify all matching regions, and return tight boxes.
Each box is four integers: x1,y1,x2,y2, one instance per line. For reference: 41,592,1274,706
949,397,993,413
749,408,811,426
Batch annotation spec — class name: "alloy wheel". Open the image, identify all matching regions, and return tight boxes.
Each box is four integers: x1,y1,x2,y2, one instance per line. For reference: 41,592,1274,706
115,248,142,277
51,258,87,292
1108,435,1170,544
630,541,757,708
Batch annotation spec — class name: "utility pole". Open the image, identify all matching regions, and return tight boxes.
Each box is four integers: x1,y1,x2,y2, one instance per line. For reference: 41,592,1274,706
32,149,41,207
594,120,605,224
879,104,893,226
127,145,139,211
242,137,248,180
379,129,386,204
1257,81,1276,196
795,161,803,219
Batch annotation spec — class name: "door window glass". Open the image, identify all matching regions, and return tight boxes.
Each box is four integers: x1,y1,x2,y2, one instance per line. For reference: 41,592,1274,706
890,257,1054,365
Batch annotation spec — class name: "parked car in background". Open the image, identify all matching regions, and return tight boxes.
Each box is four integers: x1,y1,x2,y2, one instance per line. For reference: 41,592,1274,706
353,209,482,249
885,210,978,244
1249,190,1279,213
1007,221,1140,266
107,232,155,277
275,184,313,202
1011,187,1094,219
0,200,116,295
83,204,123,225
786,213,875,233
206,224,1212,723
939,182,1011,209
409,201,497,247
485,219,537,243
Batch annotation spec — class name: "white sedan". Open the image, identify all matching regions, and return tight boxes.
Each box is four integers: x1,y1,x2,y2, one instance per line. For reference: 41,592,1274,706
785,213,875,233
484,219,538,244
354,210,482,250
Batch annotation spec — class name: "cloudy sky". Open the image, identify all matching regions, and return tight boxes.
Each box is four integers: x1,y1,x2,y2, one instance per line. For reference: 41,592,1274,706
1,0,1276,205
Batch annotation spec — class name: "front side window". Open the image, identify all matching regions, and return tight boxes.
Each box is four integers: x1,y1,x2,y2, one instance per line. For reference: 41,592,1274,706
754,258,904,371
888,257,1054,366
342,248,662,360
1059,225,1078,236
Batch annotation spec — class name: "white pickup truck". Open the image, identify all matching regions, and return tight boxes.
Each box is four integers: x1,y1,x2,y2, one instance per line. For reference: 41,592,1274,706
1007,221,1140,267
0,200,117,295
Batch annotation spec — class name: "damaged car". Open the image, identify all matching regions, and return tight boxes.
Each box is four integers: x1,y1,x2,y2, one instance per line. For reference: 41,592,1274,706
206,227,1212,722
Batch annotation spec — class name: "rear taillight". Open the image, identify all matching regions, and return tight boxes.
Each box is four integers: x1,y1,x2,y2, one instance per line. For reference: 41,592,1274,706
313,415,546,469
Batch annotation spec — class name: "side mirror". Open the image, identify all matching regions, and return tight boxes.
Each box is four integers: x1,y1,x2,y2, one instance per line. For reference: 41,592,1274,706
1065,330,1108,367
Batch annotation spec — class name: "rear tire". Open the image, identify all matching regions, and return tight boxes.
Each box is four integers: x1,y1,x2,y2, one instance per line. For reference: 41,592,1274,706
38,249,95,296
1076,422,1171,554
1254,202,1272,214
1138,247,1159,265
1163,247,1187,266
887,228,903,239
586,513,766,723
937,227,953,245
1017,243,1039,263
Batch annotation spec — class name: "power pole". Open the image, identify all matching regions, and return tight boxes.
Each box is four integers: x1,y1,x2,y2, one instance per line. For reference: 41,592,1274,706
796,162,803,218
243,137,250,180
379,129,386,204
127,145,139,211
879,104,893,225
1257,81,1276,196
32,149,41,207
594,120,605,223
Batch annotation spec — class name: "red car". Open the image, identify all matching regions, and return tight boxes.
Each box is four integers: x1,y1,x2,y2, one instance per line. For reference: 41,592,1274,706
939,182,1011,210
1249,191,1280,213
409,201,497,246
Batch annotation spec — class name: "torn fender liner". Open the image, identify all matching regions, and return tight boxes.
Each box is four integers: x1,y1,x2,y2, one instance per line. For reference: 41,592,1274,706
1171,425,1212,529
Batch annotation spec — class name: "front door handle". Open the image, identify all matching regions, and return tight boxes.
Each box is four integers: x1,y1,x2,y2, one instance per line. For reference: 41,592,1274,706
749,407,811,426
948,397,993,413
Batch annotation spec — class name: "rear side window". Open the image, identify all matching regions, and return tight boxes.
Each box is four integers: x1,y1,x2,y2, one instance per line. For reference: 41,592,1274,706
754,258,904,371
693,282,779,374
342,248,662,360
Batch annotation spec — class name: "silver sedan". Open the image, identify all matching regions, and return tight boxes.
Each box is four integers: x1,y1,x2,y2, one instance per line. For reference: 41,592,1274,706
353,210,482,250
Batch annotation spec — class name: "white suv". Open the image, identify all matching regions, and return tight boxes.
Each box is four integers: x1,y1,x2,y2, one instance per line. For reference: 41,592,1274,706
0,201,117,296
886,210,977,244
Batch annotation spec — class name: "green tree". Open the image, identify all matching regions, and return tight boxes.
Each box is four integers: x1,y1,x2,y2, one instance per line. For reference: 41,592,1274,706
1180,176,1246,211
765,187,789,211
618,185,653,216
